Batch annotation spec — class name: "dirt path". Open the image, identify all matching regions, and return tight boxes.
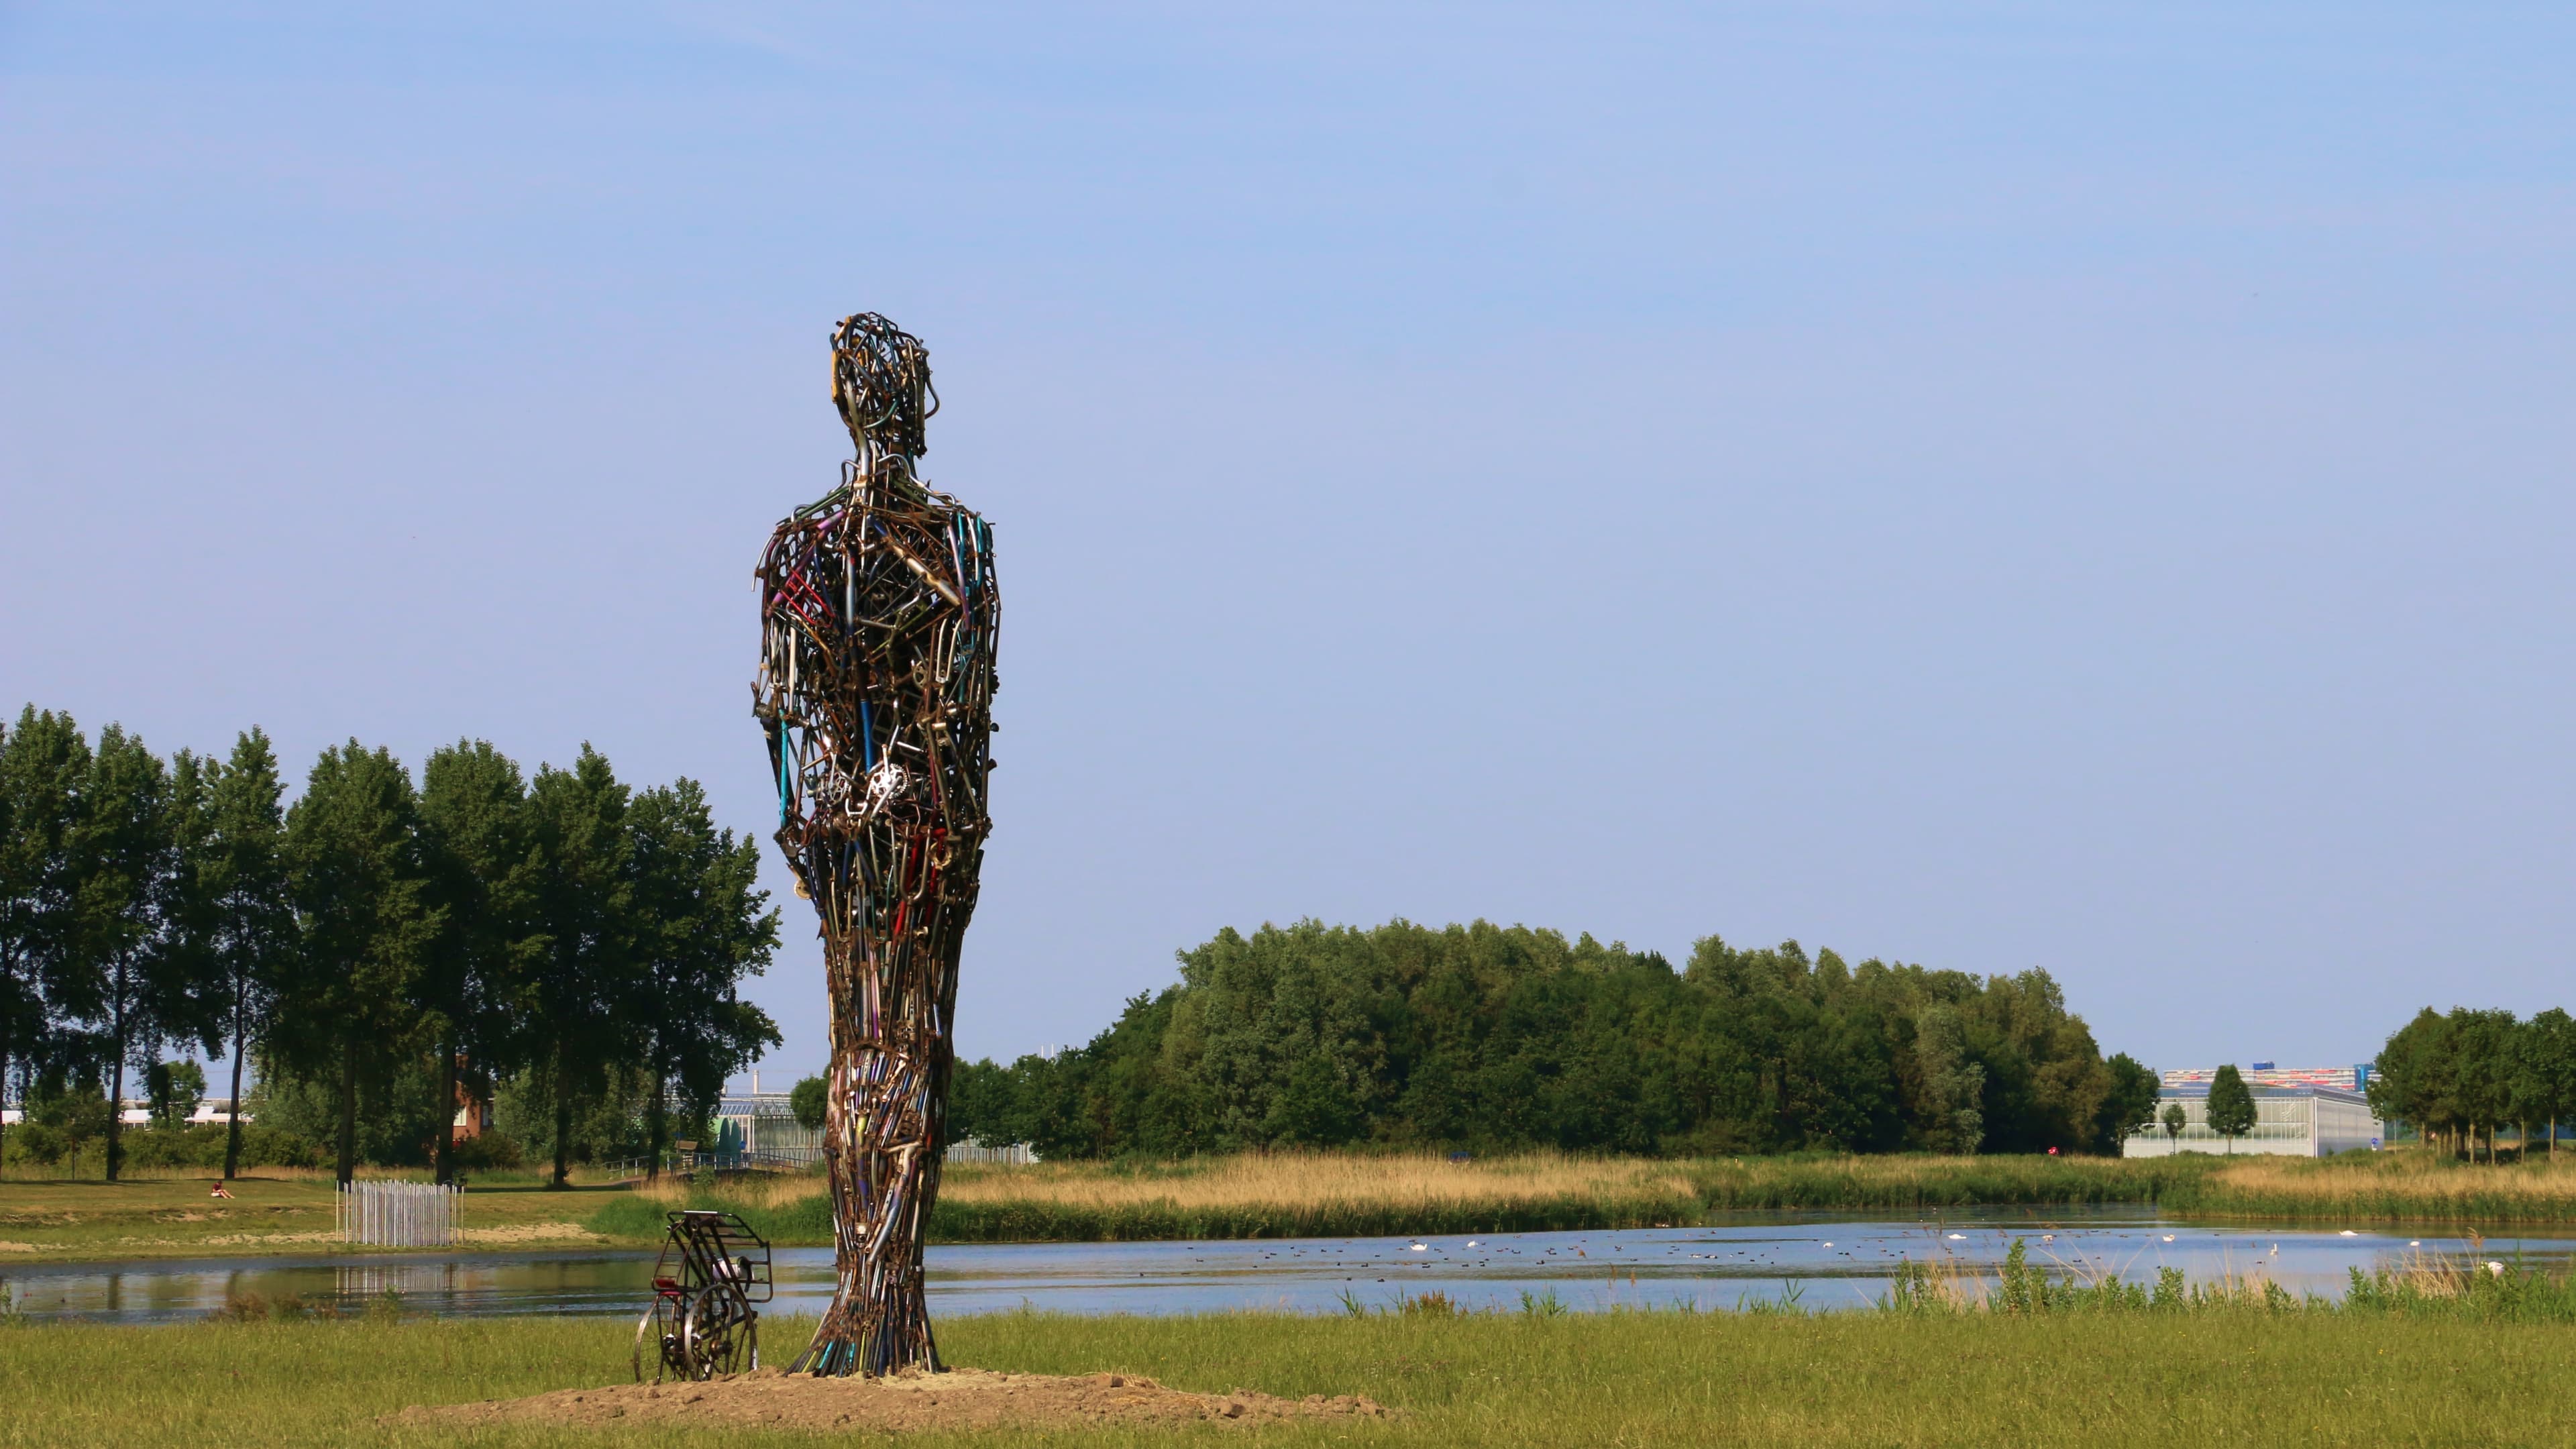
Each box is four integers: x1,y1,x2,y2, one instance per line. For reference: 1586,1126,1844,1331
388,1367,1391,1434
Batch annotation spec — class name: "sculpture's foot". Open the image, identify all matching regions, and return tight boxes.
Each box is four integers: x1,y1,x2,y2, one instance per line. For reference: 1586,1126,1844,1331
792,1299,942,1378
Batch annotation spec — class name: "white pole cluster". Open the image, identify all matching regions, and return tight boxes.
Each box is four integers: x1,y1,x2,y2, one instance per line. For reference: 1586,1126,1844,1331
939,1140,1037,1167
339,1180,460,1247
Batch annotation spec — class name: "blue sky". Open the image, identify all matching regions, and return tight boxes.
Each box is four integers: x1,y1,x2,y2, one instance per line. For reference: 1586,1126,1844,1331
5,3,2573,1082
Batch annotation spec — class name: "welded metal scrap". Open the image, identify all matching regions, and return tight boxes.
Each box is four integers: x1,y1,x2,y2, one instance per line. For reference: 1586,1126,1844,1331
755,313,998,1377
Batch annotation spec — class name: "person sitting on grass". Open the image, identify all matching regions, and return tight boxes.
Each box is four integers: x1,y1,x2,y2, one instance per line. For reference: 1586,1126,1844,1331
209,1183,233,1199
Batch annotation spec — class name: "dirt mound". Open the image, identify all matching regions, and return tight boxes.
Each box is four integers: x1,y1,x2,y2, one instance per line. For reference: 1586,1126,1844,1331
388,1367,1393,1434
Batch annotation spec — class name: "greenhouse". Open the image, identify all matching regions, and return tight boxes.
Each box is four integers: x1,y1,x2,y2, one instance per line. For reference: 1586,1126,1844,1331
2123,1066,2384,1158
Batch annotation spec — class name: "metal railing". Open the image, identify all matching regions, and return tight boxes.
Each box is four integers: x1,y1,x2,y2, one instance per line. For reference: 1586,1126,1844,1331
339,1181,460,1248
680,1147,814,1173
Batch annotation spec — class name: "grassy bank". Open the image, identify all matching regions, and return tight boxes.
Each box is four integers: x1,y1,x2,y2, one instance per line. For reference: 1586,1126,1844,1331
9,1295,2576,1447
594,1153,1707,1246
601,1149,2576,1246
0,1170,641,1260
1678,1149,2576,1222
23,1150,2576,1263
2156,1150,2576,1224
949,1150,2576,1232
1686,1152,2220,1211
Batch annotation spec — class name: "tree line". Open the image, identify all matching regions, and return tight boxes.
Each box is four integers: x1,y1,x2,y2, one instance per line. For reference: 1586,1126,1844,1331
946,919,2158,1159
0,706,781,1185
2367,1006,2576,1161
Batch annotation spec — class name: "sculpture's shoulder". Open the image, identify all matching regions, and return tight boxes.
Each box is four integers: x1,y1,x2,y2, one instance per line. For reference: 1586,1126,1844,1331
763,485,856,552
918,486,992,535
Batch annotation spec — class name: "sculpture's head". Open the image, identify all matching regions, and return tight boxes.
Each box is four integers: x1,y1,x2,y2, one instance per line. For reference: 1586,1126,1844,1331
830,313,937,458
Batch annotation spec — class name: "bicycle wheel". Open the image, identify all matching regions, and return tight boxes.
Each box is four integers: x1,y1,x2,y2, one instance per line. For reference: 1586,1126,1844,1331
682,1287,756,1377
632,1297,671,1383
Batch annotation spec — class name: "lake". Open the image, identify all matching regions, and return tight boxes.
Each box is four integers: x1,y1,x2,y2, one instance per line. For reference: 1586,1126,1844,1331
7,1208,2561,1326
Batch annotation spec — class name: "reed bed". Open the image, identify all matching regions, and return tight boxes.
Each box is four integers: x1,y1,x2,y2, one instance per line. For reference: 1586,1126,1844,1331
1687,1152,2218,1210
937,1151,1701,1238
35,1147,2576,1261
1882,1236,2338,1317
588,1148,2576,1246
940,1151,1698,1207
2165,1150,2576,1223
596,1152,1705,1244
1695,1148,2576,1224
1874,1232,2576,1324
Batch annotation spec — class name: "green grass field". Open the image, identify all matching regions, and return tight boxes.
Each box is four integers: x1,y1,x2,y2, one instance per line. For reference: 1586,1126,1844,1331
5,1304,2574,1448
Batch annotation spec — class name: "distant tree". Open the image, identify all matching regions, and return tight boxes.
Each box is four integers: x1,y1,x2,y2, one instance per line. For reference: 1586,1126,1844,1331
947,1058,1018,1148
0,708,91,1168
524,746,633,1188
23,1067,113,1171
417,740,540,1187
2422,1014,2472,1157
144,1058,206,1126
155,748,231,1091
2449,1008,2520,1164
198,729,294,1180
2520,1008,2576,1159
279,741,435,1185
2161,1100,2187,1149
2206,1065,2257,1153
1913,1005,1986,1155
790,1074,828,1134
0,709,22,1167
1010,1046,1102,1162
0,709,14,1150
2505,1012,2553,1159
1265,1055,1363,1146
623,778,780,1179
2096,1053,2160,1153
971,920,2159,1162
2370,1008,2462,1154
66,724,191,1181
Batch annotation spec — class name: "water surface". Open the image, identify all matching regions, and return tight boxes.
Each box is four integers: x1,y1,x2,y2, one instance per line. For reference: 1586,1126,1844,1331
8,1209,2560,1326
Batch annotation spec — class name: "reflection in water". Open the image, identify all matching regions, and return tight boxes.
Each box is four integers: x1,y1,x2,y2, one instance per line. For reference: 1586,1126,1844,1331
7,1210,2568,1326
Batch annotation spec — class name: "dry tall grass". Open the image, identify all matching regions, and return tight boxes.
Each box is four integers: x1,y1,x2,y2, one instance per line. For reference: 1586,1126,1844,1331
617,1152,1703,1243
636,1151,1703,1216
2184,1150,2576,1220
938,1151,1699,1214
632,1148,2576,1241
631,1171,826,1212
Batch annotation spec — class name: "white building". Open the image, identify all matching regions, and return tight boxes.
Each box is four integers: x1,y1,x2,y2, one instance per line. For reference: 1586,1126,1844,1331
2123,1065,2383,1158
3,1099,250,1127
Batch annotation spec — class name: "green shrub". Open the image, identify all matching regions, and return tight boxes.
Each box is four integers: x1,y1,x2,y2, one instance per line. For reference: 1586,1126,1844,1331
110,1122,325,1171
452,1132,523,1171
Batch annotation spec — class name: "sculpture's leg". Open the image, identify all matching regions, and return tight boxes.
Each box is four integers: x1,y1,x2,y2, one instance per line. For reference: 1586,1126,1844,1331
798,934,952,1376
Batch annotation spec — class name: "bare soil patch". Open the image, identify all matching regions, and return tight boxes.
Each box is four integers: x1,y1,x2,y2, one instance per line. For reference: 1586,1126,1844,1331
388,1367,1393,1434
455,1222,602,1244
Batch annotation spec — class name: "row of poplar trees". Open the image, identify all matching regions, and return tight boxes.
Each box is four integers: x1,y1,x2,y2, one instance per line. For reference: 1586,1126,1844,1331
0,706,782,1185
2367,1006,2576,1161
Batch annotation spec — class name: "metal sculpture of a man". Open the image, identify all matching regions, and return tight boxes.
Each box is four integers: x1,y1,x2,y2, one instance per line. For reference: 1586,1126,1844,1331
753,313,997,1377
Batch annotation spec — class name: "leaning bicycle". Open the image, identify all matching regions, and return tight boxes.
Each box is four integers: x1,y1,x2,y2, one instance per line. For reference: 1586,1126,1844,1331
633,1209,773,1383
